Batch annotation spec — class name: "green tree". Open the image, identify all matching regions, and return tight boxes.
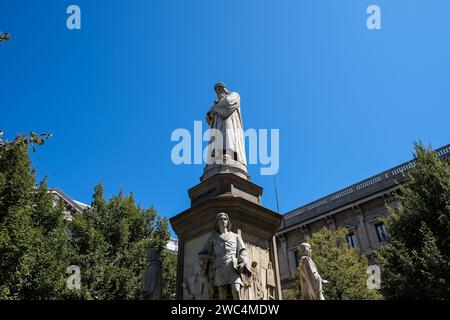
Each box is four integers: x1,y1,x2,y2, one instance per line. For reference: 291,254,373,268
0,133,73,299
0,132,175,299
376,143,450,299
24,178,78,299
293,228,382,300
161,250,177,300
70,184,173,299
282,279,300,300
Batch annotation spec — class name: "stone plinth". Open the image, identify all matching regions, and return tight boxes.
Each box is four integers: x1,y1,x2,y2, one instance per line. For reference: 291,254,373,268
201,155,249,182
170,173,283,300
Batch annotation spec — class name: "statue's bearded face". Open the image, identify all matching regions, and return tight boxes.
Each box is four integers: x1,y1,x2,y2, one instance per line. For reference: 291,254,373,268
216,86,228,99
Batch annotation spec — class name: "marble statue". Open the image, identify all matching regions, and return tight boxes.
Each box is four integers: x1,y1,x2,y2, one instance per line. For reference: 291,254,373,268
182,266,198,300
142,248,162,300
298,243,328,300
266,262,276,300
206,82,247,166
250,261,264,300
198,212,252,300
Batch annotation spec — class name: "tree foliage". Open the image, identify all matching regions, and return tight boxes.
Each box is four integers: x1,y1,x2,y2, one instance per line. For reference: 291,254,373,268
376,143,450,299
161,250,177,300
70,184,173,299
282,282,300,300
0,132,176,299
0,134,73,299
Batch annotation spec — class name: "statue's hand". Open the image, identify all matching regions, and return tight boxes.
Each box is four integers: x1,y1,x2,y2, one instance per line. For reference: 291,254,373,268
206,112,213,125
206,109,216,121
238,263,252,276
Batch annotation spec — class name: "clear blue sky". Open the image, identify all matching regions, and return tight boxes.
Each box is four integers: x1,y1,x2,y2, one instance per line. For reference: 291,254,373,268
1,1,449,236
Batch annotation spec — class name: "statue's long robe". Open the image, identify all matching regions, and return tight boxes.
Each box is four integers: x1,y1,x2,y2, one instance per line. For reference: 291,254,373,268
206,92,247,166
142,261,162,299
299,256,325,300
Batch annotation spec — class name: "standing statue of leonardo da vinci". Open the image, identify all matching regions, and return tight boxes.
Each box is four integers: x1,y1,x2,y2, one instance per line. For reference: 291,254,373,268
206,82,247,167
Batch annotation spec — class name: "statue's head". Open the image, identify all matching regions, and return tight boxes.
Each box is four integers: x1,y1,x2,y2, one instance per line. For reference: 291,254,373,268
213,212,232,233
147,248,160,261
214,82,229,99
298,243,312,257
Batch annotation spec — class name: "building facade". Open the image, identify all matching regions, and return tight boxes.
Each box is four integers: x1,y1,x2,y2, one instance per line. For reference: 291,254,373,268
276,144,450,290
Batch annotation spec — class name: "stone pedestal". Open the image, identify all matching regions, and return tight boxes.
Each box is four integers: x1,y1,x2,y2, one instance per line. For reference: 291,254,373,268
201,155,249,182
170,173,283,300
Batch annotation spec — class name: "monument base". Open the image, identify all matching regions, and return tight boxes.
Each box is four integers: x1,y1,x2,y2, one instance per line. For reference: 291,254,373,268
170,173,283,300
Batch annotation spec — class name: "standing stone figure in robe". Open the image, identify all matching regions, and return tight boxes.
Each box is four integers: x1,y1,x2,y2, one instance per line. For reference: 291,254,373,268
250,261,264,300
182,266,198,300
298,243,328,300
141,248,162,300
206,82,247,166
198,212,252,300
266,262,276,300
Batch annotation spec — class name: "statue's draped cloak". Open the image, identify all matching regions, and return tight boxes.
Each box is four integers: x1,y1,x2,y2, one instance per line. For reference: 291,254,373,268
299,256,325,300
142,261,162,299
207,92,247,166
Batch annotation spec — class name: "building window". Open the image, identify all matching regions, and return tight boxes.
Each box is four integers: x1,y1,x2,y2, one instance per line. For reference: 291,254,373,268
375,223,387,242
346,232,357,248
